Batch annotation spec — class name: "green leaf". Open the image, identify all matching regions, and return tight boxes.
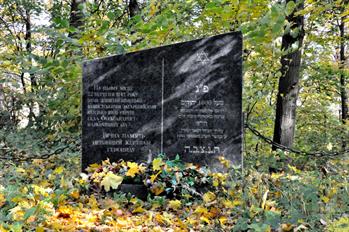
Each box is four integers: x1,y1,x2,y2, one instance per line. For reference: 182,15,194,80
265,211,281,229
107,11,116,20
23,206,37,220
53,17,69,28
285,1,296,16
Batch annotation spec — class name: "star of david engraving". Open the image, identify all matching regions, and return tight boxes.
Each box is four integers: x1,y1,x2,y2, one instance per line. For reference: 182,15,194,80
196,51,210,65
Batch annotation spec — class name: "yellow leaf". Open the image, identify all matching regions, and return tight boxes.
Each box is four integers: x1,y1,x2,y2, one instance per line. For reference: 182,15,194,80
281,223,293,231
233,199,242,206
0,194,6,207
203,191,216,203
328,187,338,198
130,197,139,204
151,185,164,195
327,143,333,151
213,179,219,187
60,176,68,189
200,216,210,224
219,156,230,168
88,195,99,210
70,190,80,199
261,190,269,210
321,196,330,203
0,225,8,232
126,162,140,177
53,166,64,175
274,191,282,198
32,185,51,197
35,226,45,232
85,163,101,173
150,171,162,183
271,172,284,179
149,0,158,17
288,165,301,174
9,206,24,221
101,172,123,192
132,206,145,214
89,163,101,169
102,159,111,166
154,214,168,226
340,9,349,17
152,157,164,171
219,216,228,225
222,200,234,208
168,200,181,210
0,224,8,232
194,206,208,215
16,168,26,173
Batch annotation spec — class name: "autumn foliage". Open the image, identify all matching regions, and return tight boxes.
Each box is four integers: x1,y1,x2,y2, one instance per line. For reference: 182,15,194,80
0,153,348,231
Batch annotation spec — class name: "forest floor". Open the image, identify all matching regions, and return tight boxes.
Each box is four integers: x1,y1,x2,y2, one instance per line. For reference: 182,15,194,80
0,151,348,232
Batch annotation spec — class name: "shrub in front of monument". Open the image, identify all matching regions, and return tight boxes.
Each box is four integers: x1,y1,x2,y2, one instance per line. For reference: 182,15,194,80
82,155,236,200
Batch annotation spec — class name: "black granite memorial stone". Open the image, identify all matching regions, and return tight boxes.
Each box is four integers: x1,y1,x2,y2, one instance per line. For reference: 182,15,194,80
82,32,243,171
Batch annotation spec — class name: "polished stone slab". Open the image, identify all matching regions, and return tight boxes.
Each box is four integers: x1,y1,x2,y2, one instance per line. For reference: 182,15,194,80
82,32,243,171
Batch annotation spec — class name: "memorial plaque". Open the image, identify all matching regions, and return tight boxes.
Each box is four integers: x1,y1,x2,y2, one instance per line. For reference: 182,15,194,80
82,32,243,171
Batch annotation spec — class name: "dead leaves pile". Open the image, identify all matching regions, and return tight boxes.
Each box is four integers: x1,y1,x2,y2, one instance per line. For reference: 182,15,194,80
0,155,348,231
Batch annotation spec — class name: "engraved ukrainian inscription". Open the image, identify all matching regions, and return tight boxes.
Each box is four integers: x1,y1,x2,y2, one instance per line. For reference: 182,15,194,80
85,83,157,155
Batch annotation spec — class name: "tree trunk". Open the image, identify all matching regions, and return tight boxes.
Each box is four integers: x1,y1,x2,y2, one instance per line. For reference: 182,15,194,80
24,7,36,127
69,0,85,38
128,0,140,18
20,72,26,94
25,8,36,89
339,4,348,149
0,84,4,112
272,0,304,149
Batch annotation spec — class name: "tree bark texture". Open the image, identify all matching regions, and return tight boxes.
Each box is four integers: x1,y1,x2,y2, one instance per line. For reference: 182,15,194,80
128,0,140,18
69,0,85,38
339,2,348,149
272,0,304,149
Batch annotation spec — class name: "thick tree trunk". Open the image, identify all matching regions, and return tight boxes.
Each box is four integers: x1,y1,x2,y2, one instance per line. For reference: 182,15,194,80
272,0,304,149
339,8,348,149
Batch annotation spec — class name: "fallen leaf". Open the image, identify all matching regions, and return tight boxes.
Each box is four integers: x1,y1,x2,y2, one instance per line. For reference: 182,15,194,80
321,196,330,203
168,200,181,210
203,191,216,203
53,166,64,175
0,194,6,207
132,206,145,214
70,190,80,199
281,223,293,231
261,190,269,209
126,162,140,178
101,172,123,192
219,216,228,225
